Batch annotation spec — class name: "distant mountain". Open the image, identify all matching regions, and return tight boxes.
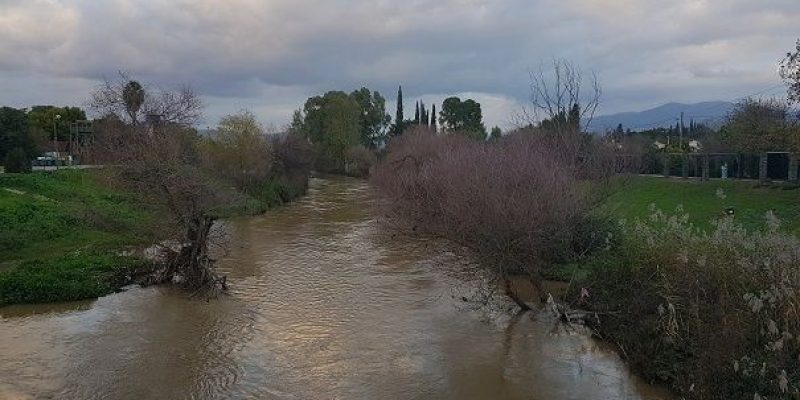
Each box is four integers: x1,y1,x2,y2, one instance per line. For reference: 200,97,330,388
586,101,735,133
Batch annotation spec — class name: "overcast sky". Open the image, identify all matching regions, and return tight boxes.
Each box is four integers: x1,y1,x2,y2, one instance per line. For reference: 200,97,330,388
1,0,797,129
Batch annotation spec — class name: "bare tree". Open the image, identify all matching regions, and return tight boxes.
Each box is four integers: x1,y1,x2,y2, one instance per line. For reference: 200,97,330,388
92,80,228,292
515,59,601,133
780,39,800,106
90,72,202,126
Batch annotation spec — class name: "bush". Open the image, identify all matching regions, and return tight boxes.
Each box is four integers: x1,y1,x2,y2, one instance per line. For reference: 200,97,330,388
371,129,614,304
198,112,274,192
3,147,31,173
582,207,800,399
344,145,376,177
272,133,314,175
0,253,151,306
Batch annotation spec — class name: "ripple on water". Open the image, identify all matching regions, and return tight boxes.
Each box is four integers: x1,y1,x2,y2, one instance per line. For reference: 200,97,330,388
0,176,673,400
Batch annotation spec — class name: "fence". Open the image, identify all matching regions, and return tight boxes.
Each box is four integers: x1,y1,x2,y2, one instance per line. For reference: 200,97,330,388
617,152,800,183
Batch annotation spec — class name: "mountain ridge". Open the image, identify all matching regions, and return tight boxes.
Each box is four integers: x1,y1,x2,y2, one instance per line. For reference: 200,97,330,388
586,101,735,133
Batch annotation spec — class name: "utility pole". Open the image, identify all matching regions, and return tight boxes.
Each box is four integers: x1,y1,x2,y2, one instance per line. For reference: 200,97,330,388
53,114,61,170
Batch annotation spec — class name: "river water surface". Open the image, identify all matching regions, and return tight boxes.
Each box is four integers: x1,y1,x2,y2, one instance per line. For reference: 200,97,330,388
1,177,671,400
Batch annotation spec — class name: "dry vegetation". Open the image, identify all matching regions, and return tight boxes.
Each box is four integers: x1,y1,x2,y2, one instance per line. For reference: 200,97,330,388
371,128,615,309
581,207,800,399
91,77,312,293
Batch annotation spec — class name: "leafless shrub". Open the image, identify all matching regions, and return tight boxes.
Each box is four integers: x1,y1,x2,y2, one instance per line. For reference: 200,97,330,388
344,145,376,178
94,118,227,290
371,129,614,309
272,133,314,174
514,58,601,133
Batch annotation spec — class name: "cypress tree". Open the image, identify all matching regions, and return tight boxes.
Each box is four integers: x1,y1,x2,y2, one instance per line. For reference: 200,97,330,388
431,104,437,131
396,86,404,126
414,101,420,124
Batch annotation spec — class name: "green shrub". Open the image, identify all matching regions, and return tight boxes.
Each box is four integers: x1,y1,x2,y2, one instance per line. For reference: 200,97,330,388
582,206,800,399
3,147,31,173
0,253,150,305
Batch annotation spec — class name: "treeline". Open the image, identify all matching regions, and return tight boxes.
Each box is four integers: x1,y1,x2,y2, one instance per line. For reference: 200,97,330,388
0,105,87,172
611,98,800,156
287,85,500,176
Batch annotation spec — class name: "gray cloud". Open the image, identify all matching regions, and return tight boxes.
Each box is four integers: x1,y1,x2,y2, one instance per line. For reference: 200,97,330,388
0,0,797,129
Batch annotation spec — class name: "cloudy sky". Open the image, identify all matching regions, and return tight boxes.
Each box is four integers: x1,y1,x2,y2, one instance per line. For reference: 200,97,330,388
1,0,797,129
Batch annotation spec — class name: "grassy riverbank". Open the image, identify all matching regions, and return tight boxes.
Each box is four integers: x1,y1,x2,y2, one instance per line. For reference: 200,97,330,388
0,169,306,306
559,177,800,399
600,176,800,233
548,177,800,282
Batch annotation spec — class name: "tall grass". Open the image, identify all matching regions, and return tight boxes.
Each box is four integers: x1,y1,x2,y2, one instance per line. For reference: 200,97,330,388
582,207,800,399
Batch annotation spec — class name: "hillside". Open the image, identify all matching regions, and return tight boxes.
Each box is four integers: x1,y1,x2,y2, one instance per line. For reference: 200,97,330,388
587,101,734,133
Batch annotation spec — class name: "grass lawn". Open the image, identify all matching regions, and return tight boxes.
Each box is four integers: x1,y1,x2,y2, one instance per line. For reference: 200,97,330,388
598,176,800,234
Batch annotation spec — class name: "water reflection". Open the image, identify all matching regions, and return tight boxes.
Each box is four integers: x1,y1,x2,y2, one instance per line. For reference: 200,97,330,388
0,177,671,400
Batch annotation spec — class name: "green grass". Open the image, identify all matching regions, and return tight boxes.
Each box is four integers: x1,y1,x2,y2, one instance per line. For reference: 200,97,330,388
0,170,157,263
547,177,800,282
0,170,160,305
598,176,800,234
0,169,308,306
0,253,153,306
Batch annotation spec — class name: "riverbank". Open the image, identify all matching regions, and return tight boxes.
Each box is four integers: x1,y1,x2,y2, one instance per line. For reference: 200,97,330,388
559,176,800,399
599,176,800,233
547,176,800,281
0,169,307,306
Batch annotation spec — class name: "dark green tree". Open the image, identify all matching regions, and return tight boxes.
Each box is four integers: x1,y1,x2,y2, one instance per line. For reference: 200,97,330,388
298,91,362,169
123,80,145,124
390,86,405,136
569,104,581,128
439,97,487,140
431,104,437,131
0,107,35,162
539,103,580,134
287,109,306,135
349,88,390,148
396,86,404,123
4,147,31,173
490,126,502,140
27,105,87,145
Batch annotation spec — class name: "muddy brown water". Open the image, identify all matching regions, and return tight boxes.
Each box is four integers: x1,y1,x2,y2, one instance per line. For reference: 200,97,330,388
0,177,672,400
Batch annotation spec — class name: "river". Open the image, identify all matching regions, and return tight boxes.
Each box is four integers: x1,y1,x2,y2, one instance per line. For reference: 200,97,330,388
0,177,671,400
